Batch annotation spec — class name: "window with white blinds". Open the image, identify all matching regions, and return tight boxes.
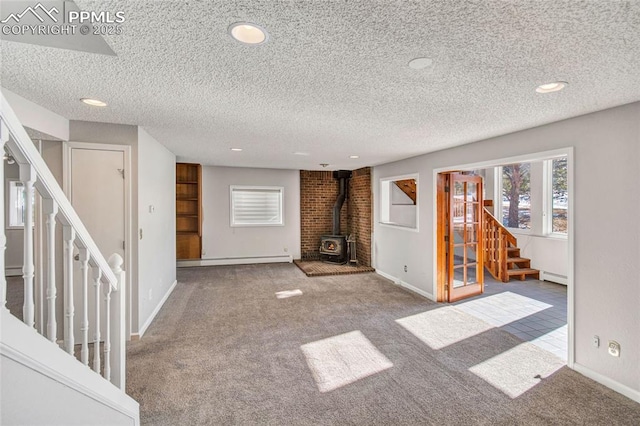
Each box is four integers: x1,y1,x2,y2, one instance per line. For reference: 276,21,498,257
230,186,284,226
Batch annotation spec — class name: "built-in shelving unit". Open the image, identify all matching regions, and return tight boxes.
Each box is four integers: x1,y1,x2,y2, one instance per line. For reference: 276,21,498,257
176,163,202,260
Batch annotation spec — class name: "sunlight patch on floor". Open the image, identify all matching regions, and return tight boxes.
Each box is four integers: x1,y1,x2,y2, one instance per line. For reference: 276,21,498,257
276,289,303,299
301,330,393,393
469,342,565,398
396,306,494,350
455,292,552,327
530,325,568,361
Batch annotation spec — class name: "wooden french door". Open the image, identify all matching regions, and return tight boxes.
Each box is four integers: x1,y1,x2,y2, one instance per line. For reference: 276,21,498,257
438,173,484,302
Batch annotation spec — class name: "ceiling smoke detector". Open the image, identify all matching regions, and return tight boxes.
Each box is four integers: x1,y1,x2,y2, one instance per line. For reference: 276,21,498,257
536,81,568,93
229,22,268,45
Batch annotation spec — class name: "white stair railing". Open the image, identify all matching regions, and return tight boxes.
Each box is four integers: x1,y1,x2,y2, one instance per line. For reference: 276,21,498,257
0,93,127,390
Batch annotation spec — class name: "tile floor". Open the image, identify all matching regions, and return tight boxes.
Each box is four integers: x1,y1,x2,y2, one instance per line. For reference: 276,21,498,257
453,276,568,361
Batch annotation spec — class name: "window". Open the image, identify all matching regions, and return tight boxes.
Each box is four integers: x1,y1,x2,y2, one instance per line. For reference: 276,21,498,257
550,157,568,234
501,163,531,230
379,175,418,229
230,186,284,226
7,180,28,228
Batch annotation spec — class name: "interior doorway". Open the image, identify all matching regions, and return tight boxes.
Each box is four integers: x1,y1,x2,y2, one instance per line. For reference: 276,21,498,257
432,148,573,366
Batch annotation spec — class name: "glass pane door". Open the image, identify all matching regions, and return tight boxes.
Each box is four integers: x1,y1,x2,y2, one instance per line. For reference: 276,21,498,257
448,173,484,302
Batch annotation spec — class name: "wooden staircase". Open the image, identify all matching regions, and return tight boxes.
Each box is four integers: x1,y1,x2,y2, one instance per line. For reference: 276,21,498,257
482,202,539,282
394,179,417,204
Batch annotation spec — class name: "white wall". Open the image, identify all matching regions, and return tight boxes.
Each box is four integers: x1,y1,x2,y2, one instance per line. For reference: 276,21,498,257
373,102,640,396
137,128,176,334
1,310,139,426
201,166,300,262
2,88,69,141
389,184,416,227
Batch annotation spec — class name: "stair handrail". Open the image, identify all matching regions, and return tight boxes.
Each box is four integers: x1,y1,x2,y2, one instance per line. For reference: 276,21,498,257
0,94,117,289
1,92,126,390
482,206,516,282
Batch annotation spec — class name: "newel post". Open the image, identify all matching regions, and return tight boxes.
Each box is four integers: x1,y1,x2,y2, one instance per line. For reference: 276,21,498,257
108,253,126,390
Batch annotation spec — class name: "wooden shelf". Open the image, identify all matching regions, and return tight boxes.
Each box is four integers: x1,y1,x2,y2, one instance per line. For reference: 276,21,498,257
176,163,202,260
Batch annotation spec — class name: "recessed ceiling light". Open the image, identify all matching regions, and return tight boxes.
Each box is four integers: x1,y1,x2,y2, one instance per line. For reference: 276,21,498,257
320,163,329,168
229,22,268,45
535,81,568,93
408,57,434,70
349,155,359,159
230,148,243,152
80,98,107,107
293,152,310,156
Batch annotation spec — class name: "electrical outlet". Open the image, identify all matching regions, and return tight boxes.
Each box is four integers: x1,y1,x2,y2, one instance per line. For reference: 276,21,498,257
592,335,600,348
608,340,620,357
404,265,408,272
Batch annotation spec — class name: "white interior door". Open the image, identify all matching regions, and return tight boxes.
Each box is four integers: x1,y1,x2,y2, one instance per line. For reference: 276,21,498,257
68,147,125,340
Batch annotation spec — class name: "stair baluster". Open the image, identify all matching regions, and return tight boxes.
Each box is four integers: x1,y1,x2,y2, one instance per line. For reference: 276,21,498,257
104,283,112,382
63,225,75,354
44,198,58,342
93,268,102,374
79,248,90,366
20,163,36,328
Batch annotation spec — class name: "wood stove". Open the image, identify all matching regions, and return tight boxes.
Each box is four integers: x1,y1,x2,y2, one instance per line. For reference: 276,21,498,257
319,170,353,264
319,235,347,264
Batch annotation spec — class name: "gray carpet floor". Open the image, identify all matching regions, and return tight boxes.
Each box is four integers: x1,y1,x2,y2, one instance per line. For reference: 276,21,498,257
127,264,640,425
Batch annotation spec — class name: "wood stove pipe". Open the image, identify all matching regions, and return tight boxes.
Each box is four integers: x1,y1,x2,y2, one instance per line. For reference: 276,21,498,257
332,170,352,235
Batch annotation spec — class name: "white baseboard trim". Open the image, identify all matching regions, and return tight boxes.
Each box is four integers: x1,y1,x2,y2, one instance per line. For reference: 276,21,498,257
572,362,640,403
177,255,293,268
136,280,177,339
375,269,435,302
540,271,568,285
5,267,22,277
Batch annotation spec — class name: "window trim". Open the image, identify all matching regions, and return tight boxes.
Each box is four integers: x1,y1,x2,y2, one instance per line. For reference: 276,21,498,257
378,173,419,231
6,178,29,230
229,185,285,227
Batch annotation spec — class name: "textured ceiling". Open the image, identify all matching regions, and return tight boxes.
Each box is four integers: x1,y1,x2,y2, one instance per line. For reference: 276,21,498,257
1,1,639,170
